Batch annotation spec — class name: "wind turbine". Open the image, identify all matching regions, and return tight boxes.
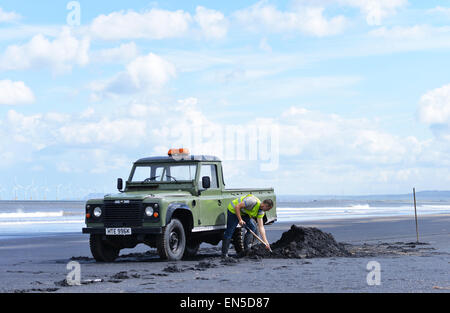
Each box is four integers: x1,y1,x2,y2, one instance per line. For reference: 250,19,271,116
75,186,85,201
56,184,63,200
0,185,5,200
42,178,50,201
63,183,73,200
43,186,50,201
23,181,34,201
13,178,24,201
12,186,18,201
31,180,39,201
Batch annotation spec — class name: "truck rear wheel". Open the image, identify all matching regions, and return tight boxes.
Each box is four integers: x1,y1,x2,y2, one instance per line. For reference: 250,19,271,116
89,234,120,262
157,219,186,261
231,227,245,254
183,241,200,258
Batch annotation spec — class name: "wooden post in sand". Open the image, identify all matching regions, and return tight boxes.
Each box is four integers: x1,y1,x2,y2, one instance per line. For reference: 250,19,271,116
413,188,419,243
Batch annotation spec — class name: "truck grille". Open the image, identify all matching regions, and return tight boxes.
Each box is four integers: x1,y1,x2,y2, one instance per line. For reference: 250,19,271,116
103,200,143,227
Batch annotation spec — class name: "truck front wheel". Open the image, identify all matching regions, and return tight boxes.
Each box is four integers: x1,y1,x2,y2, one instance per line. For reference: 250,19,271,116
157,219,186,261
89,234,120,262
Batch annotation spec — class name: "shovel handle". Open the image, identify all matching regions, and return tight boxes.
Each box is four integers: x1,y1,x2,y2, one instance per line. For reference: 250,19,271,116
245,226,272,252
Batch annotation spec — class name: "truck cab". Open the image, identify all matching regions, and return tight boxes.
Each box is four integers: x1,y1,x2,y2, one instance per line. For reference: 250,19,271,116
83,149,277,261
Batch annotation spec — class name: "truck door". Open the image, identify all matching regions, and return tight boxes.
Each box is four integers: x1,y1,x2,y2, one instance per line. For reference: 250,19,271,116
198,163,226,226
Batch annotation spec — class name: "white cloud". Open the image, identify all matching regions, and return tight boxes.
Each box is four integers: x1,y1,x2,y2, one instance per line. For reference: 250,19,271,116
0,107,150,165
194,6,228,39
427,6,450,17
351,131,419,164
0,98,207,156
91,42,139,64
0,28,89,74
89,6,229,41
90,8,192,40
229,75,362,99
91,53,176,98
45,112,70,123
5,110,48,151
369,25,436,39
127,53,176,89
80,107,95,119
0,7,20,23
364,25,450,54
177,97,199,107
234,1,347,37
58,118,147,146
87,149,130,174
259,37,272,52
277,106,422,165
0,25,61,41
128,102,161,118
340,0,407,26
54,148,130,174
0,80,34,105
419,84,450,125
0,99,445,194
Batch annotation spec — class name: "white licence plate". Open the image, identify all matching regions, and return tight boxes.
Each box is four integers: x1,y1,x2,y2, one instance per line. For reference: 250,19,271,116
106,228,132,236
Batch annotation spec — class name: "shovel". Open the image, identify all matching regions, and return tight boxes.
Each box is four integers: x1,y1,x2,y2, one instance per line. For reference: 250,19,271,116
244,225,272,253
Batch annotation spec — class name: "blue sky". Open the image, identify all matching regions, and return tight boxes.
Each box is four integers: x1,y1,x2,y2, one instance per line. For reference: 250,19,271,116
2,0,450,199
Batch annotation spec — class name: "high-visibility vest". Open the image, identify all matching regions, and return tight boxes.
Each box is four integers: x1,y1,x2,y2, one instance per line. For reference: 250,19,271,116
228,194,264,219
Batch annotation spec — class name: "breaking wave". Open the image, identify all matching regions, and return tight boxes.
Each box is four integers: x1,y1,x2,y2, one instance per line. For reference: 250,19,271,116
0,209,64,219
277,203,450,222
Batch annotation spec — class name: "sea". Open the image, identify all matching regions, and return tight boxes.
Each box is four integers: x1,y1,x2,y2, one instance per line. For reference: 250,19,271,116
1,197,450,240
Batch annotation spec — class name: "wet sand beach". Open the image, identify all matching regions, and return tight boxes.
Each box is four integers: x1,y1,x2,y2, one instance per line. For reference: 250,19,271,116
0,214,449,293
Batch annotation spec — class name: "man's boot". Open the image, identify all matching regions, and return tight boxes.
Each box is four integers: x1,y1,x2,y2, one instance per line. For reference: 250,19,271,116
221,238,231,258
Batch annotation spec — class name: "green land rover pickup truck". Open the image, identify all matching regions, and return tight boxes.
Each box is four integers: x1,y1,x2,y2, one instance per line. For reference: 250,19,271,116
82,150,277,261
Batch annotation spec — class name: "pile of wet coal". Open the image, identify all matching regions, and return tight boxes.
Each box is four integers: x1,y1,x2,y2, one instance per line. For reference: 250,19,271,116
247,225,350,259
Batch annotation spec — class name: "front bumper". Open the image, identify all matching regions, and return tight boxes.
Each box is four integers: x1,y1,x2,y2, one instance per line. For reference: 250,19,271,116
82,227,163,235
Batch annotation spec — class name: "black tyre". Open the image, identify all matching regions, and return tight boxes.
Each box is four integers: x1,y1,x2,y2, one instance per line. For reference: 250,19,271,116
244,227,260,250
89,234,120,262
157,219,186,261
183,240,200,258
231,227,245,254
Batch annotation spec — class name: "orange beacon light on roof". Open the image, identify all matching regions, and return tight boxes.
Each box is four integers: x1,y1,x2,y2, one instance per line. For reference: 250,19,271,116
168,148,190,156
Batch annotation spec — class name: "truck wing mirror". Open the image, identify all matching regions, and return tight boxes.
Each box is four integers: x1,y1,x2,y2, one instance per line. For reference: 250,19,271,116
117,178,123,191
202,176,211,189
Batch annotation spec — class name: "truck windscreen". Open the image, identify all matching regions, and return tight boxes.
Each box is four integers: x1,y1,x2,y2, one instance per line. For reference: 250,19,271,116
131,164,197,183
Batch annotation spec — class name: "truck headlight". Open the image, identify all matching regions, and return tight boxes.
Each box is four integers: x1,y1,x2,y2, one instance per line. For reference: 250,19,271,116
145,206,154,217
93,207,102,218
